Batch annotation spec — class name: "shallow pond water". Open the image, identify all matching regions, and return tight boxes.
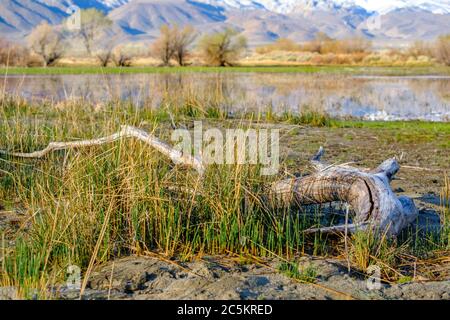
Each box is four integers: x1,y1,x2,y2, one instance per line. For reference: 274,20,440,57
1,73,449,121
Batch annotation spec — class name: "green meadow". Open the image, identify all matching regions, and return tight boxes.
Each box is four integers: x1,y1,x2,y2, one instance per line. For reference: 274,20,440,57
2,65,450,76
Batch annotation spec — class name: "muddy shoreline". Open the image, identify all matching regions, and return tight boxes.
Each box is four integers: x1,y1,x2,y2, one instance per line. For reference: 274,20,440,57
2,255,448,300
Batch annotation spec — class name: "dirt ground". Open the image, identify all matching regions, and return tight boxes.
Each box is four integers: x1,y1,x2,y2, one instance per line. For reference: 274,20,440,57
86,255,449,300
0,255,440,300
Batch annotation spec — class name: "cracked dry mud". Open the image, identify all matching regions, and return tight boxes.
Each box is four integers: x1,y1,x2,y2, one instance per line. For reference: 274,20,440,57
0,254,449,300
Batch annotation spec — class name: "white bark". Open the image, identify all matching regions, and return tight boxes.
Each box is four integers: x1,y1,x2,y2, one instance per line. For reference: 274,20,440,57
0,125,205,175
270,148,419,236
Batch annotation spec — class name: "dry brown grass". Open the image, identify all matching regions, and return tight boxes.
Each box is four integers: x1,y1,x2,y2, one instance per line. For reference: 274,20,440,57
434,35,450,66
256,38,303,54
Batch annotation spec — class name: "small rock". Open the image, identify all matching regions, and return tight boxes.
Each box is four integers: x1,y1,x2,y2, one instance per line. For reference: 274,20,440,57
0,287,18,300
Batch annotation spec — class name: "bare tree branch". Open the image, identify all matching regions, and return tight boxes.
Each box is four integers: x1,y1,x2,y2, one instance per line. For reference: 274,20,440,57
0,126,205,175
270,148,419,236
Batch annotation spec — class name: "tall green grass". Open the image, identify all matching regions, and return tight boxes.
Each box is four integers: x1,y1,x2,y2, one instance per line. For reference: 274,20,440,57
0,97,321,297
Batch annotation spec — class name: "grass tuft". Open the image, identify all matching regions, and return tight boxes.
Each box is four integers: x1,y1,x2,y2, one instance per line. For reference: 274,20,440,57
278,261,318,283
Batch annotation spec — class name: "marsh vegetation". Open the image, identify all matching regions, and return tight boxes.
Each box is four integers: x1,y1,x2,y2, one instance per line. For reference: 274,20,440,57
0,87,448,299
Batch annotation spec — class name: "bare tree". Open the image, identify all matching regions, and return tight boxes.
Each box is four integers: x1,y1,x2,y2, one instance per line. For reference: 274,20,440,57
77,9,112,55
302,32,333,53
198,28,247,66
96,47,113,67
151,25,176,66
0,38,11,66
435,34,450,66
339,37,372,54
408,40,431,58
172,25,197,66
112,45,133,67
27,22,64,67
93,35,133,67
93,36,117,67
0,38,30,66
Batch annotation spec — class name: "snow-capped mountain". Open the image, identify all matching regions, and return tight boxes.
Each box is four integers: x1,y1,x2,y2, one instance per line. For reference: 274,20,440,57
205,0,450,14
200,0,360,13
36,0,450,14
351,0,450,14
28,0,450,14
1,0,449,45
100,0,131,7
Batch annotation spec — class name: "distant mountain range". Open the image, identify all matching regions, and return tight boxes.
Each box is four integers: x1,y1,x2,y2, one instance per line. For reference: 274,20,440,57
206,0,450,14
1,0,450,47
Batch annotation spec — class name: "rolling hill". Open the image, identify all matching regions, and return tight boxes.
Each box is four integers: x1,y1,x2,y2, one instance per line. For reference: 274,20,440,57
0,0,449,46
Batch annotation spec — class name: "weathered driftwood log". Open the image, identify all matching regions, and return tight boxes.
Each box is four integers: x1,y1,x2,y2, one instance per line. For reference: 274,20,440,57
270,147,419,236
0,126,418,236
0,126,205,175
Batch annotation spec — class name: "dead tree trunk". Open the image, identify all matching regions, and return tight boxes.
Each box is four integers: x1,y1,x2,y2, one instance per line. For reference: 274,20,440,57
0,127,418,236
270,147,419,236
0,126,205,174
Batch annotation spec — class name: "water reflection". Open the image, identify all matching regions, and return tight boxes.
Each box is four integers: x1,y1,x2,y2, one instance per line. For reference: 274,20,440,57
1,73,449,121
